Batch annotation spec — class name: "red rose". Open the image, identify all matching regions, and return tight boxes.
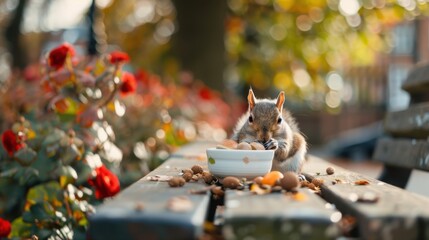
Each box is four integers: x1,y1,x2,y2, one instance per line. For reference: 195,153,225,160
1,130,24,156
48,43,75,70
0,218,11,238
88,165,120,199
120,72,137,95
198,86,214,100
109,51,130,64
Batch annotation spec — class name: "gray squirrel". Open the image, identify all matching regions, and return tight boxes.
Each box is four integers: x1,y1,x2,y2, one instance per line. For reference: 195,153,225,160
231,89,307,173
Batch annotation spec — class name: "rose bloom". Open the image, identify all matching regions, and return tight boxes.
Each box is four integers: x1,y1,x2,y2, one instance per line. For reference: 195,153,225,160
1,130,24,156
120,72,137,95
109,51,130,64
0,218,11,238
48,43,75,70
88,165,120,199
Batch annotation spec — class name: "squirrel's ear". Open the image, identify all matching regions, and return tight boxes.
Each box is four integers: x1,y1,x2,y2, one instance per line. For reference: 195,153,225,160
247,89,256,111
276,91,285,112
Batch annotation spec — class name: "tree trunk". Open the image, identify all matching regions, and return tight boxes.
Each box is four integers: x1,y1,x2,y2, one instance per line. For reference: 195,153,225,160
4,0,28,70
172,0,227,91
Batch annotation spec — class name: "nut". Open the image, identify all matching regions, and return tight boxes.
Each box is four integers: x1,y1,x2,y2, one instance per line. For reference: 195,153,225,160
253,176,263,185
280,172,300,191
191,165,204,174
168,177,186,187
311,178,324,187
237,142,252,150
202,171,214,184
326,167,335,175
182,168,193,175
211,186,224,197
222,176,242,189
219,139,238,149
250,142,265,150
182,172,193,182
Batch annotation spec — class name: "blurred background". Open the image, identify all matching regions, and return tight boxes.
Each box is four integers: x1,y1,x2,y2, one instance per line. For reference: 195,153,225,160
0,0,428,178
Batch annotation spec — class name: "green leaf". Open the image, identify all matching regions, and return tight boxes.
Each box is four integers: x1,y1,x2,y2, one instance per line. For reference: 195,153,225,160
56,166,78,188
27,181,62,204
14,147,37,166
10,217,32,238
61,144,81,165
208,157,216,165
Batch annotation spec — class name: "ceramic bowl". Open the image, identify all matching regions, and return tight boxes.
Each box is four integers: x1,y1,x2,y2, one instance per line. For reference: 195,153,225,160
206,148,275,178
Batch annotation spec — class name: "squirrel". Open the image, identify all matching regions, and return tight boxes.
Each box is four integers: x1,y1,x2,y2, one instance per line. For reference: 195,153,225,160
231,89,307,173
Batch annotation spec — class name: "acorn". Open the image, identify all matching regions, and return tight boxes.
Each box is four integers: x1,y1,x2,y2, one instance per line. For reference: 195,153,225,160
202,171,214,184
168,177,186,187
191,165,204,174
237,142,252,150
222,176,242,189
326,167,335,175
279,171,300,191
250,142,265,150
182,172,193,182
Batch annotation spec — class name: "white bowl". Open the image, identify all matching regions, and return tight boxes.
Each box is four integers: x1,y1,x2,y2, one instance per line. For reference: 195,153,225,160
206,148,275,179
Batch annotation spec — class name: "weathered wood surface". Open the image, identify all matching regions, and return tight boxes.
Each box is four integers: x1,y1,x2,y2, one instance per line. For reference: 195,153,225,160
88,157,210,240
303,156,429,240
223,189,340,240
384,102,429,138
171,140,215,157
402,64,429,95
373,138,429,171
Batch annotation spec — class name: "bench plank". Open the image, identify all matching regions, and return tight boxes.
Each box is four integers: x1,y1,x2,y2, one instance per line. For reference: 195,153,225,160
384,102,429,138
223,189,340,239
172,141,215,157
303,156,429,240
88,157,210,240
373,138,429,171
402,64,429,94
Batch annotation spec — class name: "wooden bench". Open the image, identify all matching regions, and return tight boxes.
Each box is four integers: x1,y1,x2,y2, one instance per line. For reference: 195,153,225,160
88,64,429,240
88,139,429,239
373,63,429,191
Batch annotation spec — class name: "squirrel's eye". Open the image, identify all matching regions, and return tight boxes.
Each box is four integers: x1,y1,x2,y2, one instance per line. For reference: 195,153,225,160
277,117,282,124
248,116,253,123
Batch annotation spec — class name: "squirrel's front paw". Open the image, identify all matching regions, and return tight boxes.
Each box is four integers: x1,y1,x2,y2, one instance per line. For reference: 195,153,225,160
263,138,278,150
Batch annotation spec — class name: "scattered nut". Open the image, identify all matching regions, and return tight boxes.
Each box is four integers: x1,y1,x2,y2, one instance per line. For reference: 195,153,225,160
222,176,242,189
202,171,214,184
211,186,224,197
253,176,263,185
355,180,370,185
191,175,200,181
166,196,193,212
134,202,145,211
191,165,204,174
311,178,324,187
280,172,300,191
182,168,193,175
168,177,186,187
326,167,335,175
237,142,252,150
307,183,317,190
250,142,265,150
182,172,193,182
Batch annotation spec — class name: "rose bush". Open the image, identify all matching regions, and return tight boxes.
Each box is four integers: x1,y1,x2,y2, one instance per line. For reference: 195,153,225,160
0,43,134,239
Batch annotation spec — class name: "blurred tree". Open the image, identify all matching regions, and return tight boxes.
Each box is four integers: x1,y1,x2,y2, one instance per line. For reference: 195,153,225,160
172,0,227,91
224,0,429,109
4,0,28,70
